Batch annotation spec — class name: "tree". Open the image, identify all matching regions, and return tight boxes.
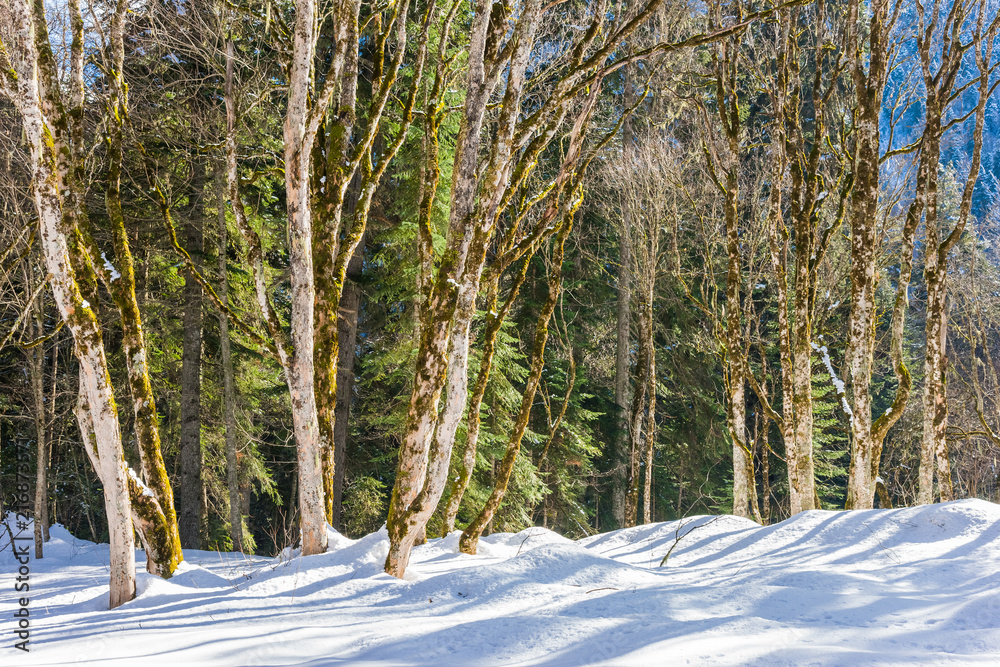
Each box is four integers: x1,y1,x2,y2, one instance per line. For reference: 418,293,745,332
601,132,680,526
1,0,142,607
750,3,852,514
701,0,759,520
178,163,206,548
384,0,670,576
459,85,609,552
216,0,433,555
913,0,998,504
841,0,910,510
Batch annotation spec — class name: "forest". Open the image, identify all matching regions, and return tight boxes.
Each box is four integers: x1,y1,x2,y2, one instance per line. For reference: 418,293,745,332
1,0,1000,615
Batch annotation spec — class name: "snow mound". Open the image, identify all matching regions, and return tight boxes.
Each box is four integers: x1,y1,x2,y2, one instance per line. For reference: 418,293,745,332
4,500,999,665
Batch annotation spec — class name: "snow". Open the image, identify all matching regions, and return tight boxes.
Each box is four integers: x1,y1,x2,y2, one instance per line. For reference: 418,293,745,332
812,341,855,425
126,467,156,499
4,500,1000,665
100,252,121,281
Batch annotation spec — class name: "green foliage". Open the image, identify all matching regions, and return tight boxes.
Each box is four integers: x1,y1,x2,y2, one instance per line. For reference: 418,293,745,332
342,476,388,538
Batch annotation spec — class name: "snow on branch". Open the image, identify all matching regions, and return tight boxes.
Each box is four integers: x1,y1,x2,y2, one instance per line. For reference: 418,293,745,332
811,341,854,426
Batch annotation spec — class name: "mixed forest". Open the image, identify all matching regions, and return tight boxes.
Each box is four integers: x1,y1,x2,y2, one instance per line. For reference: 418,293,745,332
1,0,999,607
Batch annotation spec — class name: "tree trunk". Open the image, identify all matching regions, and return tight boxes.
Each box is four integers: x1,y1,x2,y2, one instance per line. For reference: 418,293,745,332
384,0,648,574
707,15,754,522
99,0,183,574
612,91,634,530
723,175,752,519
624,305,648,529
438,281,500,536
844,112,882,510
178,164,205,549
331,234,364,530
3,0,137,607
384,0,506,577
284,0,329,556
641,288,656,525
460,213,574,554
440,257,533,534
789,286,816,514
285,141,328,556
71,375,135,608
922,266,952,501
29,273,48,559
843,0,909,511
215,169,243,551
914,5,993,502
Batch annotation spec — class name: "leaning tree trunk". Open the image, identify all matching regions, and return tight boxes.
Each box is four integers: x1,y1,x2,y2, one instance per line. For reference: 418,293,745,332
439,252,534,534
437,77,597,533
71,375,135,608
384,0,508,577
2,0,138,607
384,0,667,575
438,278,503,535
103,28,184,573
460,213,575,554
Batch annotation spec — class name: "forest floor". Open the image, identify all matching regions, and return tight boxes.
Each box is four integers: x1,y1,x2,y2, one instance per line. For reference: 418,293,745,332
3,499,999,666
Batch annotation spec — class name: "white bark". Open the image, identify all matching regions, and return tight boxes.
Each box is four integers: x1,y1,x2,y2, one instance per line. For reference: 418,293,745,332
2,0,136,608
283,0,327,556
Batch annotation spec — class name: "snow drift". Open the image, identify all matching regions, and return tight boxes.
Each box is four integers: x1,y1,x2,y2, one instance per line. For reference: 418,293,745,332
3,500,999,665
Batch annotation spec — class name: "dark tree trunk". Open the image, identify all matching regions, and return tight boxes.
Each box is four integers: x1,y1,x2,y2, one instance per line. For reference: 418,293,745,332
179,164,206,549
29,268,48,558
612,82,634,531
331,233,364,531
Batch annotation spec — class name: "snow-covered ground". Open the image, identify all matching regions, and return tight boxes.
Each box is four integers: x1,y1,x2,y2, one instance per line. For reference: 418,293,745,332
3,499,999,665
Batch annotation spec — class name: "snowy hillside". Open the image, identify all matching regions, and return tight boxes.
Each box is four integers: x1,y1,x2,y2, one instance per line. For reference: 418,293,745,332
4,500,1000,666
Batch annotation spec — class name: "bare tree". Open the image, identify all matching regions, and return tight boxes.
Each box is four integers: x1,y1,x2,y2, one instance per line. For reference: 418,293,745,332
0,0,143,607
700,0,760,521
912,0,999,504
947,206,1000,501
212,0,434,554
384,0,810,576
841,0,910,510
459,84,613,552
749,3,852,514
600,132,677,527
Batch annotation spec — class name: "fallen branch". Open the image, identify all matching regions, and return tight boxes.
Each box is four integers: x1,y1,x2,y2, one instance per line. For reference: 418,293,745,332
659,517,724,567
